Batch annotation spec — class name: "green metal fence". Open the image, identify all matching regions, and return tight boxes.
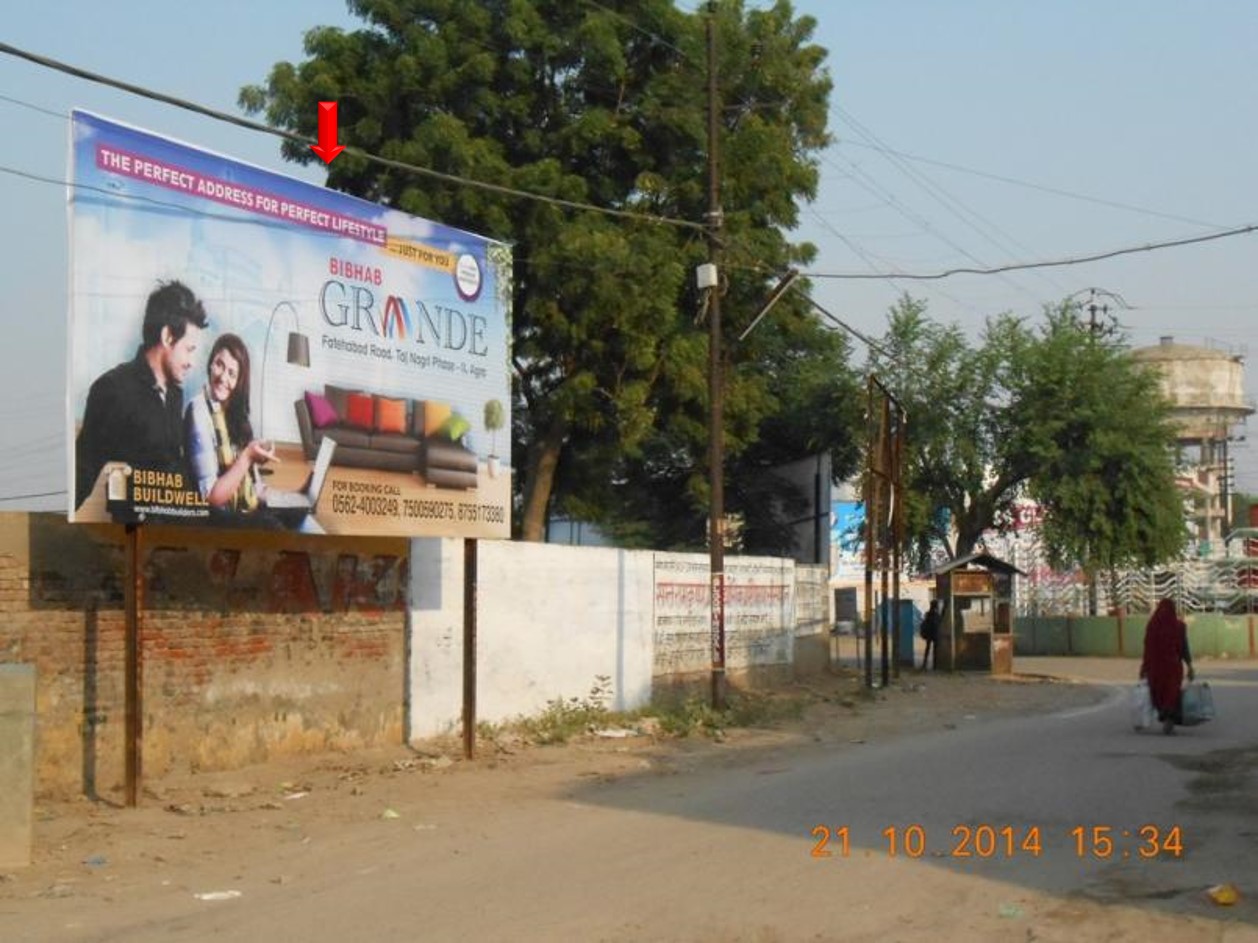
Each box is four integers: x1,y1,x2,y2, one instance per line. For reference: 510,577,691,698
1015,613,1257,658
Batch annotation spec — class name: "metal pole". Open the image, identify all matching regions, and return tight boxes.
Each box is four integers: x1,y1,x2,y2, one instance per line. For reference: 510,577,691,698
949,593,957,673
124,523,143,808
863,374,876,689
891,405,904,680
880,394,891,688
462,538,478,760
706,4,726,710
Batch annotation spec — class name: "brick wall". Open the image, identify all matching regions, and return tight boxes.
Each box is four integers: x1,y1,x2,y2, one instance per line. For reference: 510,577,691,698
0,513,407,799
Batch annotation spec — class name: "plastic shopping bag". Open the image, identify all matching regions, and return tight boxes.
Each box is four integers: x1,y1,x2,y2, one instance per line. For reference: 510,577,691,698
1130,680,1156,731
1180,681,1216,725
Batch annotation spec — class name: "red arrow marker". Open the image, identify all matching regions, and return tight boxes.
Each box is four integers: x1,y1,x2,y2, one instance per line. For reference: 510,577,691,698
310,101,345,164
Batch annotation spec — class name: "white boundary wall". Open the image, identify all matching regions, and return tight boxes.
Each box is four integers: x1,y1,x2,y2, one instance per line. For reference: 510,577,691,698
408,539,807,740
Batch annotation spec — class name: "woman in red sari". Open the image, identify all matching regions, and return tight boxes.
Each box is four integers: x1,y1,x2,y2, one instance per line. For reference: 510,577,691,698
1139,599,1195,735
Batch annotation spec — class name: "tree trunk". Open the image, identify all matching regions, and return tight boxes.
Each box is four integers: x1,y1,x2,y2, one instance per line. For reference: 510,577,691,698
518,414,567,542
953,532,978,561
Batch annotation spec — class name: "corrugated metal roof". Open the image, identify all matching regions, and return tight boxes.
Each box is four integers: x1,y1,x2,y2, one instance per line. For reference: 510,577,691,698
932,551,1025,576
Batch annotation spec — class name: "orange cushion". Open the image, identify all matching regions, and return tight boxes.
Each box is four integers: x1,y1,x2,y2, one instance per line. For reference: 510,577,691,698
423,400,451,437
345,392,375,430
375,396,407,434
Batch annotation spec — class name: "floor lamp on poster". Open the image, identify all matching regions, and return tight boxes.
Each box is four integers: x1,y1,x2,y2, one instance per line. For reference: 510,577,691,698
259,301,311,460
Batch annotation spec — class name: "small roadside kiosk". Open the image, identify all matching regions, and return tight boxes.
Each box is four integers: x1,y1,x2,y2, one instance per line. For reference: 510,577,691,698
932,552,1024,674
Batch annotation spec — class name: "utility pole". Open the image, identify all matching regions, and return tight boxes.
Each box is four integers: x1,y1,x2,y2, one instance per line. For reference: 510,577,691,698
1068,287,1127,340
863,375,877,689
705,1,726,710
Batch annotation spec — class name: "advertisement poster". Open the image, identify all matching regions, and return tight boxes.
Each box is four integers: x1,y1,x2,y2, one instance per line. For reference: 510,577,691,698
830,500,865,581
68,111,512,538
652,556,794,676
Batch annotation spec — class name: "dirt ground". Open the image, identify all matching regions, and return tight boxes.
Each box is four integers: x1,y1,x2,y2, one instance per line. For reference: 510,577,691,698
3,664,1255,942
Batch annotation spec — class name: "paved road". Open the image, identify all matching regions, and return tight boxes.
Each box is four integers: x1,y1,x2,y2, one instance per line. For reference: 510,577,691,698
6,658,1256,942
584,657,1258,906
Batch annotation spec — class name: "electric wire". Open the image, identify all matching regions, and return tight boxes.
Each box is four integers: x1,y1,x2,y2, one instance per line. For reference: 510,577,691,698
0,40,706,234
824,148,1047,310
833,104,1071,301
802,222,1258,281
579,0,693,58
5,50,1251,291
834,138,1227,231
804,205,980,320
4,45,1257,364
0,92,64,120
3,160,1255,303
0,489,66,503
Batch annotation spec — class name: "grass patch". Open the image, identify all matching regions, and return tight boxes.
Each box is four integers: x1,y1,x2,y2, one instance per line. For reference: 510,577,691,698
652,690,807,739
481,677,809,746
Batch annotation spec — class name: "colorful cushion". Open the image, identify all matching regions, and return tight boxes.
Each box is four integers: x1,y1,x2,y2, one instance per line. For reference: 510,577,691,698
375,396,407,435
441,413,471,443
345,392,375,430
305,391,339,429
324,384,357,421
422,400,452,438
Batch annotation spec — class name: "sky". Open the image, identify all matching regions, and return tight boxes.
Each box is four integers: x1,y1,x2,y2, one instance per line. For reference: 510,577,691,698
2,0,1257,512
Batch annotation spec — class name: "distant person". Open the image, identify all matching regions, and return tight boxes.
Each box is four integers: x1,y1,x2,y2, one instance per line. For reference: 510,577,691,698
919,599,941,670
1139,598,1194,735
184,333,276,513
74,280,209,509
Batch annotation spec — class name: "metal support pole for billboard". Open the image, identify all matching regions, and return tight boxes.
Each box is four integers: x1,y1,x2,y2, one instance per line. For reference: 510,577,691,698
462,538,478,760
124,523,143,808
705,3,727,711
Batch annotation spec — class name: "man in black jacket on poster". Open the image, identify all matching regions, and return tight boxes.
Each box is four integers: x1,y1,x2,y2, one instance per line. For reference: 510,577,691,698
74,280,209,510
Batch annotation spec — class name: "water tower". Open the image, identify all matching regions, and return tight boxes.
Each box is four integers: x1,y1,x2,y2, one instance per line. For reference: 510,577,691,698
1130,337,1254,555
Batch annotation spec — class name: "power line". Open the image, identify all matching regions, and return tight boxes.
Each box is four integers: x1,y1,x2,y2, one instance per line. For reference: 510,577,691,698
0,489,65,503
803,222,1258,281
579,0,693,58
804,206,982,319
791,286,898,363
4,46,1254,305
833,104,1071,301
0,162,714,292
834,138,1225,231
0,40,705,234
821,148,1056,315
0,92,63,120
5,159,1254,301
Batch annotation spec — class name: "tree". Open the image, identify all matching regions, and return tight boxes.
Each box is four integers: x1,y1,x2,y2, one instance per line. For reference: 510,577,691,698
869,296,1019,565
873,297,1186,573
1231,491,1257,534
566,297,863,552
1015,308,1187,576
240,0,845,542
483,399,505,458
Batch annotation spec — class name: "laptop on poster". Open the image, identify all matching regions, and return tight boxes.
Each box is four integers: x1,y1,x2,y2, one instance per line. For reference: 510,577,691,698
266,437,336,518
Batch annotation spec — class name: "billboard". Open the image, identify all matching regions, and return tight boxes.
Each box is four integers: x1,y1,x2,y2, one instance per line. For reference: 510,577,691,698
68,111,512,538
830,500,865,580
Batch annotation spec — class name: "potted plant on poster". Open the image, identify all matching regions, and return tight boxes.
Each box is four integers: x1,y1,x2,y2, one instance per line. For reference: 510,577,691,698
483,399,505,478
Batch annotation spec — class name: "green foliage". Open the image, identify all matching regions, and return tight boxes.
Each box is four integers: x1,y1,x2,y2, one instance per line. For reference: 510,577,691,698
1232,492,1258,532
1015,308,1187,572
240,0,855,546
481,676,805,745
654,690,807,738
510,675,613,745
483,398,505,455
874,296,1186,572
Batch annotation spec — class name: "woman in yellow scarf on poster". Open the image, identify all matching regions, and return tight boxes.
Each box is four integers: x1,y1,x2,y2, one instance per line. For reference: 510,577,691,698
184,333,277,517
